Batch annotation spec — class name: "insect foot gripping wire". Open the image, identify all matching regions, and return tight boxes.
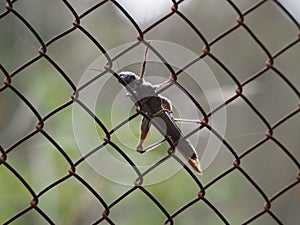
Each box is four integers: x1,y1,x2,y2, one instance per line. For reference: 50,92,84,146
118,71,202,174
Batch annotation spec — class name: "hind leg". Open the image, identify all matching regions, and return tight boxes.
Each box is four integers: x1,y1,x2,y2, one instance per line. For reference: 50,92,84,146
137,117,151,153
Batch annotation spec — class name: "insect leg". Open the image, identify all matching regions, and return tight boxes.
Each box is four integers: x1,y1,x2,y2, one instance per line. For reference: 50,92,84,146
139,138,167,153
173,118,201,124
161,97,172,114
137,117,151,153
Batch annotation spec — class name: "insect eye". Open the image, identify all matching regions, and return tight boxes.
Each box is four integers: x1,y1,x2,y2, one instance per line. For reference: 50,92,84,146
129,76,137,82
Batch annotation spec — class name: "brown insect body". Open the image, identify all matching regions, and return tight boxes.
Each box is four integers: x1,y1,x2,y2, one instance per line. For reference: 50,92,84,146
119,72,202,174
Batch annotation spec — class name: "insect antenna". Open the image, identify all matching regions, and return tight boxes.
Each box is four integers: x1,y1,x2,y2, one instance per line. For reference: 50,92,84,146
89,68,102,72
140,42,150,79
112,48,122,73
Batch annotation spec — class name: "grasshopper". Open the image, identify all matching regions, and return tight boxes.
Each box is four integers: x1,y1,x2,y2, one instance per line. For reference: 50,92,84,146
118,45,202,174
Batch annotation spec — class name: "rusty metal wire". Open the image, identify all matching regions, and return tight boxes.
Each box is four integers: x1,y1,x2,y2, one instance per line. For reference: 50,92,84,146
0,0,299,224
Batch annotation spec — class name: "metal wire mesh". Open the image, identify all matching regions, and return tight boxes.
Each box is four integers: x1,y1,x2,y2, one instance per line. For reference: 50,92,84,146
0,0,299,224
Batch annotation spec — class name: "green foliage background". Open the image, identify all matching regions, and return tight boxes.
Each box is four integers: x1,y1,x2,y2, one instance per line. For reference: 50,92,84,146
0,0,299,224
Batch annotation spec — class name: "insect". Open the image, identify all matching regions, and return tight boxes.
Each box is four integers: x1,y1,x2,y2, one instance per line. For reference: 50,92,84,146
118,44,202,174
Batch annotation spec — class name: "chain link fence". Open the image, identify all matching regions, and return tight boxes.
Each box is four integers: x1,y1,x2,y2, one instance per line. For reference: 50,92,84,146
0,0,299,224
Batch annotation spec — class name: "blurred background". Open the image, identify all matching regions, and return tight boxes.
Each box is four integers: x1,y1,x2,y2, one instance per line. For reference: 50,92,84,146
0,0,299,224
